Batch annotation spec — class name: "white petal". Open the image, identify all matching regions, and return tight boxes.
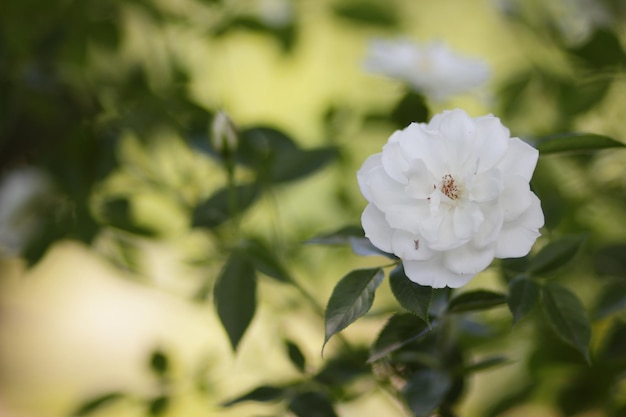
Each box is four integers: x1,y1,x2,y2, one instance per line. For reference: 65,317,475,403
473,115,510,173
453,203,484,240
405,159,437,199
438,110,477,168
470,169,502,203
367,166,414,210
500,175,532,222
397,123,446,177
423,211,468,251
385,202,430,235
391,229,435,261
443,242,496,275
495,193,544,258
472,203,504,248
362,204,393,253
382,140,410,184
403,258,475,288
357,153,383,202
497,138,539,182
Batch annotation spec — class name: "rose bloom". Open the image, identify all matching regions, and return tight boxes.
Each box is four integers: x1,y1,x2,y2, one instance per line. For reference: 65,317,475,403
357,109,544,288
363,39,490,101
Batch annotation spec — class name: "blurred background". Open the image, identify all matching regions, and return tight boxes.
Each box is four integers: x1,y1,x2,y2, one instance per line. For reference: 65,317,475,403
1,0,626,416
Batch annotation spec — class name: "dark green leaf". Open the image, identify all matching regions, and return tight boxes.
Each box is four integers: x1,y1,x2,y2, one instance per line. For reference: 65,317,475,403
270,147,337,183
391,91,430,127
192,184,260,229
403,369,452,417
323,268,384,350
73,393,124,416
568,29,626,69
541,283,591,362
447,290,507,314
508,275,540,324
149,350,169,377
389,265,433,323
148,396,169,416
288,391,338,417
332,0,399,28
241,239,291,283
528,234,586,276
594,244,626,278
221,385,287,406
214,252,257,350
285,339,306,373
594,280,626,320
369,313,430,363
536,133,625,155
306,225,364,245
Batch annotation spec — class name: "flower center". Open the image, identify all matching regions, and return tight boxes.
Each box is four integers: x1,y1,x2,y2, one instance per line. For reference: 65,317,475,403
441,174,462,200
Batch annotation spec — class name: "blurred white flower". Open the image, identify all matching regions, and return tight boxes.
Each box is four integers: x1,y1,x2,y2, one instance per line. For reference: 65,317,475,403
357,109,543,288
257,0,293,28
363,39,490,101
211,110,238,153
0,167,51,256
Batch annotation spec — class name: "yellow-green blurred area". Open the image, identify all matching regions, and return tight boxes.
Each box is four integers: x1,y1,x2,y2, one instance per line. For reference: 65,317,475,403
1,0,626,416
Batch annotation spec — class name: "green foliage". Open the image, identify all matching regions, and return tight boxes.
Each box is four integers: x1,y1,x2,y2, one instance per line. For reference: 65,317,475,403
527,234,586,276
389,265,433,323
403,369,452,417
447,290,507,314
72,393,124,416
324,268,384,350
507,275,540,324
536,133,626,155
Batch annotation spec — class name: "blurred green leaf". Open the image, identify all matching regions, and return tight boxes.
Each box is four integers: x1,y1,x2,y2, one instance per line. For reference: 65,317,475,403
391,91,430,127
594,281,626,320
306,225,364,245
288,391,338,417
332,0,399,28
568,29,626,69
508,275,540,324
594,244,626,278
541,283,591,362
314,348,370,386
285,339,306,373
389,265,432,323
102,198,157,237
214,252,257,350
403,369,452,417
191,183,260,229
447,290,507,314
241,239,291,283
536,133,625,154
149,350,169,377
147,396,169,416
528,235,586,276
222,385,287,406
369,313,430,363
73,393,124,416
323,268,384,350
556,78,612,116
349,236,396,258
271,147,338,183
459,356,510,375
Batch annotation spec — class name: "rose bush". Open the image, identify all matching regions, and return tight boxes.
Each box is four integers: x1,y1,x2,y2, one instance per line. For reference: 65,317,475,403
357,109,544,288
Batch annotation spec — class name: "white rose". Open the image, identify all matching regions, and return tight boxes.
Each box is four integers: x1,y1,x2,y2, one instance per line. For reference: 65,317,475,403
357,109,544,288
363,38,490,101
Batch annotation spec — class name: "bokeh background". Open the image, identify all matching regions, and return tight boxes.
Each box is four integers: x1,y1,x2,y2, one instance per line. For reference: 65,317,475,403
1,0,626,416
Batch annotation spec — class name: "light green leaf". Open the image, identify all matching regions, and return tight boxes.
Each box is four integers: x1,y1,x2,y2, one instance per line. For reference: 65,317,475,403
508,275,540,324
528,235,586,276
214,252,257,351
323,268,384,350
536,133,625,154
389,265,432,323
447,290,507,314
541,283,591,362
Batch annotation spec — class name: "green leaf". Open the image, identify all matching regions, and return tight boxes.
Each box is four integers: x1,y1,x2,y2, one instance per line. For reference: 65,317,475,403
73,393,124,416
306,225,364,245
528,235,586,276
391,91,430,127
149,350,169,377
541,283,591,362
403,369,452,417
192,184,260,229
447,290,507,314
270,147,337,183
214,252,257,350
508,275,540,324
389,265,433,323
459,356,510,375
536,133,625,154
594,243,626,278
332,0,399,28
568,29,626,69
288,391,338,417
147,396,169,416
285,339,306,373
369,313,430,363
323,268,384,350
221,385,287,406
593,280,626,320
241,239,291,283
349,237,396,258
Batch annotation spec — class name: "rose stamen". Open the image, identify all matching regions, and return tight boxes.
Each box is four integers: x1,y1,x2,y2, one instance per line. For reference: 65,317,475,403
441,174,461,200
